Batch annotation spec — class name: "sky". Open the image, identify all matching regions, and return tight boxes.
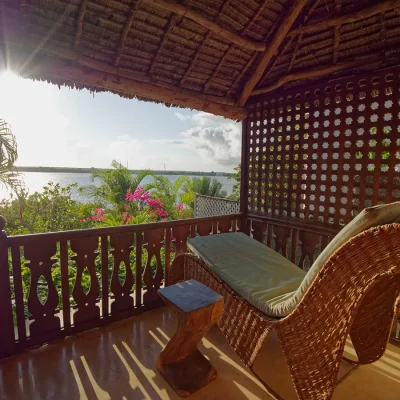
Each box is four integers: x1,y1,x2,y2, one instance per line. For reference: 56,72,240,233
0,71,241,173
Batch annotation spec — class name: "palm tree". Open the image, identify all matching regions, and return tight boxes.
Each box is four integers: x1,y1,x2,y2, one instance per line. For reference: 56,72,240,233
148,175,191,217
0,118,23,194
83,160,154,210
186,176,227,198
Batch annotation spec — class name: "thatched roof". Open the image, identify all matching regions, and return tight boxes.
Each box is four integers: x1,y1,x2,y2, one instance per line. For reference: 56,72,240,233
1,0,400,119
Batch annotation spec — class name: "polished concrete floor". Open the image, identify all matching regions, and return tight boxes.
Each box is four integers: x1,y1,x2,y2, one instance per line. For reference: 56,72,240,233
0,307,398,400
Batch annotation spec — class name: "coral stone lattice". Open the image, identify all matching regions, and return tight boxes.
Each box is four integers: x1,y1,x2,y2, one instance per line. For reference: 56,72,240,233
246,65,400,226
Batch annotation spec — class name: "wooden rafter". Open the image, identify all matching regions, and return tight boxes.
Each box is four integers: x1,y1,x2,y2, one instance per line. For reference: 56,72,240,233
21,58,247,119
74,0,88,49
114,1,140,67
149,14,179,75
379,13,387,53
226,1,288,97
203,0,271,93
289,0,400,37
237,0,308,106
251,57,383,96
333,0,342,64
254,0,320,90
142,0,266,52
179,0,233,86
289,0,321,72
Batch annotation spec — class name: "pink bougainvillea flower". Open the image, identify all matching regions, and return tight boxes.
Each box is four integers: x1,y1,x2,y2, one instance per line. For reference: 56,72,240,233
146,198,164,209
96,208,105,216
176,203,184,211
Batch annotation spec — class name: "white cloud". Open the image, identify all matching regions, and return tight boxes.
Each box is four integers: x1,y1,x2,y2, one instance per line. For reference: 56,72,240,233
176,111,241,167
174,112,191,121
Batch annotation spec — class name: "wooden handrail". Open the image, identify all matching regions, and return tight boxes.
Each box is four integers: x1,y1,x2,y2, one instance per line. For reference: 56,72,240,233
7,213,243,244
246,213,341,236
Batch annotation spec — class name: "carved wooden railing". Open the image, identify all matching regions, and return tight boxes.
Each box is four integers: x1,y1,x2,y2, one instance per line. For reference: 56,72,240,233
0,214,242,359
246,214,341,270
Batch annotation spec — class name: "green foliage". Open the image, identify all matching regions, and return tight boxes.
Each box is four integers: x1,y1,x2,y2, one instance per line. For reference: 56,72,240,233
186,176,227,198
148,175,192,219
228,164,240,201
82,160,154,211
0,118,23,195
0,183,82,235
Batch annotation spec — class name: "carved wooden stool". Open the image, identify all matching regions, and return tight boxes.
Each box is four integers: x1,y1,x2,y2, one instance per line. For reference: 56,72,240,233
157,279,224,397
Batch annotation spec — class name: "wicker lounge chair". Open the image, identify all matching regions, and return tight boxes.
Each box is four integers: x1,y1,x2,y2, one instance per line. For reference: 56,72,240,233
169,203,400,400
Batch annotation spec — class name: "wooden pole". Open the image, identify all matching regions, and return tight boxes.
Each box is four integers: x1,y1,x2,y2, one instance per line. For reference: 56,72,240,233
22,58,247,120
74,0,88,49
250,57,382,96
0,216,16,359
289,0,400,37
114,0,140,66
237,0,308,106
142,0,266,52
239,120,249,234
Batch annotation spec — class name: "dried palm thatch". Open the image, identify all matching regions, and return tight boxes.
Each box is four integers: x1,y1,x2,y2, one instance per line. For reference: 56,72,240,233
0,0,400,119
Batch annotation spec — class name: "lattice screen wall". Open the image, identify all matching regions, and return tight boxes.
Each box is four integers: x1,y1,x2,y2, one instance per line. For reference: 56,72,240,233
194,194,240,218
245,65,400,227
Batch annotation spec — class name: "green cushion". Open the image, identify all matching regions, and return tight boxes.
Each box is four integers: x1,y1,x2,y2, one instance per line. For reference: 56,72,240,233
187,232,306,316
188,202,400,318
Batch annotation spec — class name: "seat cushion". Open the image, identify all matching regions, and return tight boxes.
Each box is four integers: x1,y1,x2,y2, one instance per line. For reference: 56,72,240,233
187,232,306,317
188,202,400,318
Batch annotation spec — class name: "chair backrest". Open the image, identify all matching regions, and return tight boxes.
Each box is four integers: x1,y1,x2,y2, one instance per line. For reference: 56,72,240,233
268,201,400,317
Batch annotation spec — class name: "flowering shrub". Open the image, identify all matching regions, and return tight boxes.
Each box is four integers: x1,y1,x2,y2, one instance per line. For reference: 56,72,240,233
80,207,106,223
81,184,191,227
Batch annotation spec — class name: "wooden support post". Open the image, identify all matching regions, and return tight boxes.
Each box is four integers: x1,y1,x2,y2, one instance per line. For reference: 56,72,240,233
0,216,16,359
240,120,249,234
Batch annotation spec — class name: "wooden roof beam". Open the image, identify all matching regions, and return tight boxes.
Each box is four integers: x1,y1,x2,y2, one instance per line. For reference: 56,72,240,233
114,1,140,67
289,0,400,37
142,0,266,52
74,0,88,49
203,0,270,93
237,0,308,106
251,57,382,96
19,58,246,120
179,0,233,86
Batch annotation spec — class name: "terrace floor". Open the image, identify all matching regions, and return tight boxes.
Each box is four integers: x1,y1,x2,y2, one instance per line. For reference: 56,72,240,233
0,307,399,400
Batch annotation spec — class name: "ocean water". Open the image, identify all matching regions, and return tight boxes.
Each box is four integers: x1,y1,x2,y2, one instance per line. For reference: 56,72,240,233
0,172,234,203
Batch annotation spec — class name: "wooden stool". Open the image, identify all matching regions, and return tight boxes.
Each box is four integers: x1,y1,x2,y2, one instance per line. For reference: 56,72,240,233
156,279,224,397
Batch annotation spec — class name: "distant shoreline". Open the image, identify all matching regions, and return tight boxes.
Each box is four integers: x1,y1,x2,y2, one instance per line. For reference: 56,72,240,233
15,166,233,177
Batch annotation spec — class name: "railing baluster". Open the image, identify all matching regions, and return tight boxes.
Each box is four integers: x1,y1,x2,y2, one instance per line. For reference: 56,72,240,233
60,240,71,334
101,235,109,319
0,217,16,358
11,244,26,345
291,228,298,265
135,232,142,308
165,228,171,286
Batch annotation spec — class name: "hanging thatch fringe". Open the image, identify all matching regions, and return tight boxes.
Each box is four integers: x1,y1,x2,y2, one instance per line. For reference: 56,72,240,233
23,58,247,119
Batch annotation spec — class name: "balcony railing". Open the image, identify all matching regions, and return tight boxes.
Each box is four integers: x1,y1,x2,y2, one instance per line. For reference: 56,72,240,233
0,212,398,361
0,214,242,359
